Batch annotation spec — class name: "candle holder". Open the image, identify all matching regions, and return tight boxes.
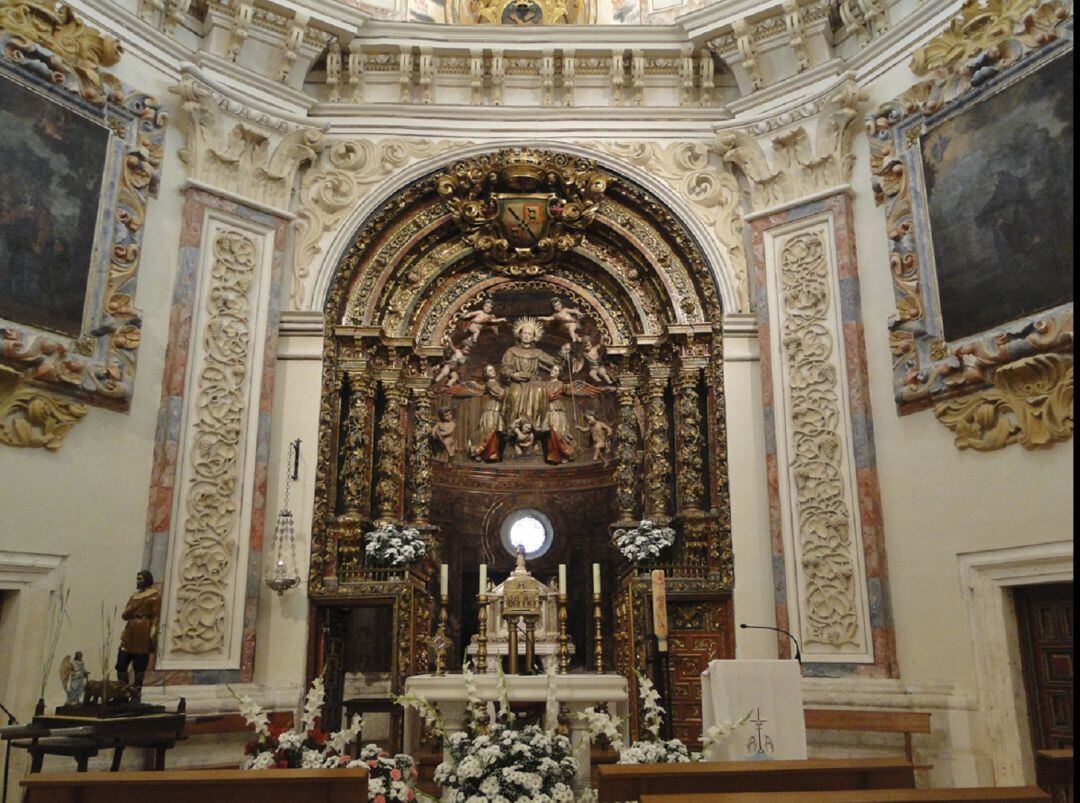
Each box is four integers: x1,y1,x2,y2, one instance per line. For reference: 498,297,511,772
557,593,569,674
433,593,450,677
593,592,603,673
476,593,488,673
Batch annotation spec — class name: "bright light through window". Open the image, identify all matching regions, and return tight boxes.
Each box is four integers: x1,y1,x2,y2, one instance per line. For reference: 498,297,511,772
500,509,553,558
509,516,546,555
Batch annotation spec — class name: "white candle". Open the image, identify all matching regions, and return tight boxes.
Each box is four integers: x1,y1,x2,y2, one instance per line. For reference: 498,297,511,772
440,564,448,596
479,563,487,595
558,564,567,595
592,563,601,594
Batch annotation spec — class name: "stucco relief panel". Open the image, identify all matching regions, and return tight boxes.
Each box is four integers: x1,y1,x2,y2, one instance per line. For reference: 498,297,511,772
161,215,275,669
764,213,873,662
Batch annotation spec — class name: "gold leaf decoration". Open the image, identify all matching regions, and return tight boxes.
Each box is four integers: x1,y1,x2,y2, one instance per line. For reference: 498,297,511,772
934,353,1074,451
0,368,88,451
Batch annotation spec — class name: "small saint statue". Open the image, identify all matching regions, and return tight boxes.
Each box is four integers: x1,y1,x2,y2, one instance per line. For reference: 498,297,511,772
58,651,89,705
117,569,161,702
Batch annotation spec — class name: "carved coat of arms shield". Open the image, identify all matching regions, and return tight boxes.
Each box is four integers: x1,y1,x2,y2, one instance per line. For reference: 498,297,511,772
495,193,556,249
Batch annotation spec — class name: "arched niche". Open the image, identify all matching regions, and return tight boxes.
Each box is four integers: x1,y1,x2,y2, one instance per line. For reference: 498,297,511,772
307,148,735,744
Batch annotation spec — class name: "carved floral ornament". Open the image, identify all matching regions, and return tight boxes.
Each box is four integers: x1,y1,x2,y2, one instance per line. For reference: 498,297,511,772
0,0,166,449
0,367,87,451
435,149,608,276
865,0,1073,450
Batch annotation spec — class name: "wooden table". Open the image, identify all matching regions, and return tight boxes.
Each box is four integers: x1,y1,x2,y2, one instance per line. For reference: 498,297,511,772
3,709,186,773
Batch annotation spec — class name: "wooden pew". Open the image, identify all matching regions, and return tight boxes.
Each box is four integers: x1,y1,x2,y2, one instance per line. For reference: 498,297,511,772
597,757,916,803
804,709,933,764
21,768,368,803
640,788,1051,802
1035,748,1073,803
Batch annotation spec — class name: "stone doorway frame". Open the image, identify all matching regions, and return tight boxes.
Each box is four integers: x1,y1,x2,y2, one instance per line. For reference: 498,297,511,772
957,541,1073,785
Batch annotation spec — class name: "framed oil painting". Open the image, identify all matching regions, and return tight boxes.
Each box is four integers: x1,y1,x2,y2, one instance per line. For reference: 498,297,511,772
867,0,1073,414
0,0,166,411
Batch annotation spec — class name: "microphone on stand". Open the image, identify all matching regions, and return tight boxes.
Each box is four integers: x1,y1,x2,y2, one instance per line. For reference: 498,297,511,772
739,623,802,664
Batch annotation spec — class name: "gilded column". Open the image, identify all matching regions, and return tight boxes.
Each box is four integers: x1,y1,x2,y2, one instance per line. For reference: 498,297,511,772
374,378,407,523
613,374,642,524
643,364,672,521
339,370,376,519
673,357,706,514
408,381,434,525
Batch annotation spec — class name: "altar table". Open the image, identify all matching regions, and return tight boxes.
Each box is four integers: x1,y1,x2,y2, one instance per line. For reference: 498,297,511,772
403,672,628,792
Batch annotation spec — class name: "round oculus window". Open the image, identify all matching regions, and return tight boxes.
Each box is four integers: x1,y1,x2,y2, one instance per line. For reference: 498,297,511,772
500,509,554,559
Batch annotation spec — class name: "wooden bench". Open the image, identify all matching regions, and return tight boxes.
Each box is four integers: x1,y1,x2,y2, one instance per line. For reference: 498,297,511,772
1035,748,1073,803
22,768,368,803
640,788,1051,802
597,757,916,803
804,709,933,764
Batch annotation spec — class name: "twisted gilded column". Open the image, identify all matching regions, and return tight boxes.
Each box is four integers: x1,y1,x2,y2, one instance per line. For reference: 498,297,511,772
643,364,672,521
374,377,408,523
613,374,643,524
673,359,706,514
408,381,434,525
339,371,376,519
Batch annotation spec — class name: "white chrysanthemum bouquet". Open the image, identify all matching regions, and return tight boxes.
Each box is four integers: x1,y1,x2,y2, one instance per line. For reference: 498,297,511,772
399,663,578,803
612,519,676,564
365,523,427,568
580,669,750,765
233,677,422,803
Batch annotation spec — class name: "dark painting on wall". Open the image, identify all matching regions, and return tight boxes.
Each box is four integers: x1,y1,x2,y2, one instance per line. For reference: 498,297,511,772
920,48,1074,343
0,74,111,336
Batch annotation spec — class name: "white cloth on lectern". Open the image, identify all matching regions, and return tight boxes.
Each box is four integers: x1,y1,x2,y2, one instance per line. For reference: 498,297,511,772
700,659,807,761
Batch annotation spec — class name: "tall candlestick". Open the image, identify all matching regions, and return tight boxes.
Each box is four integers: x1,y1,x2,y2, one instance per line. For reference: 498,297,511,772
557,593,569,674
476,592,488,673
592,563,601,594
651,569,668,653
440,563,448,595
479,563,487,594
434,593,449,677
558,564,567,595
593,592,603,673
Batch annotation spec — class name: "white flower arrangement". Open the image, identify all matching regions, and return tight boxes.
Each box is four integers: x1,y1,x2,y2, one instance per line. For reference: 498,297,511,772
365,523,427,568
233,678,423,803
579,669,750,766
399,663,578,803
612,519,676,564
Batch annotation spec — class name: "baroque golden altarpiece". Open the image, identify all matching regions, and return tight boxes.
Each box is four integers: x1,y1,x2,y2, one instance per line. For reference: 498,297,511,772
307,148,735,742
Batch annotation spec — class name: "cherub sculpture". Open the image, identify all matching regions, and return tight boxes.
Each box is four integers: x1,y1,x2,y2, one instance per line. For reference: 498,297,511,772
576,411,614,461
510,418,538,455
460,298,508,344
431,408,457,458
540,298,586,343
580,335,615,387
434,339,472,386
58,651,89,705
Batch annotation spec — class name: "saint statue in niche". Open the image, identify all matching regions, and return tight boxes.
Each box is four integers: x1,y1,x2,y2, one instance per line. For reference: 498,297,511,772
499,317,556,431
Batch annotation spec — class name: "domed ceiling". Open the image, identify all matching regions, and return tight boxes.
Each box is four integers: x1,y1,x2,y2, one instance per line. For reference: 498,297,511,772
343,0,715,24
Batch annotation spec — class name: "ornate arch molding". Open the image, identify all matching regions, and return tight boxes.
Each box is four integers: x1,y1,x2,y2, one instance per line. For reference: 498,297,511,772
301,140,744,316
308,147,737,737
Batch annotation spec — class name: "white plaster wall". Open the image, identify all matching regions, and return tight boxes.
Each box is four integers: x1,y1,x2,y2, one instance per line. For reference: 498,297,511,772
0,24,187,719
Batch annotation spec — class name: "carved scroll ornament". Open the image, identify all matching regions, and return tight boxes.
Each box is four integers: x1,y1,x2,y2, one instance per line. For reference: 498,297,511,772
435,148,607,274
934,353,1073,451
0,367,87,450
170,230,259,656
778,232,860,649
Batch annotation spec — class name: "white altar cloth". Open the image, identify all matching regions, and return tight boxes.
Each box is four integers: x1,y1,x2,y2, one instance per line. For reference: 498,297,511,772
403,672,628,791
700,659,807,761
